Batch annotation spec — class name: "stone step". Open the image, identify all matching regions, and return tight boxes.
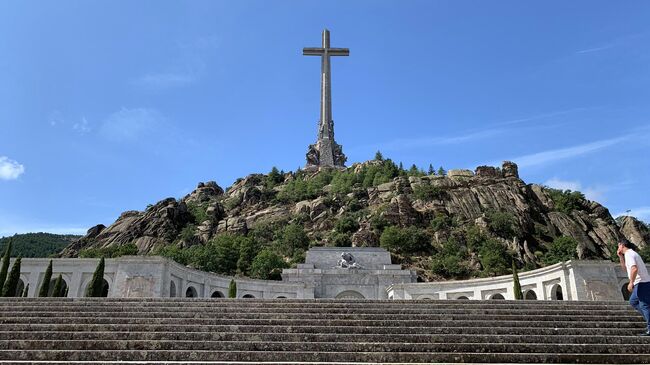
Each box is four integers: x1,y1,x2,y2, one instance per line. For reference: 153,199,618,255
2,305,636,316
0,350,645,363
4,331,650,344
0,323,639,336
0,298,631,308
0,316,643,329
0,310,641,322
5,339,650,354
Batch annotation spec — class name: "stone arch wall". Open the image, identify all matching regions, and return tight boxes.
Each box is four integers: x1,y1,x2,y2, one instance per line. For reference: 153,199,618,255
524,289,537,300
335,290,365,299
185,286,198,298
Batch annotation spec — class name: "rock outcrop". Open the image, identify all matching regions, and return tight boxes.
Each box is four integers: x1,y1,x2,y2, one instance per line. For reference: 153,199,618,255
61,162,648,278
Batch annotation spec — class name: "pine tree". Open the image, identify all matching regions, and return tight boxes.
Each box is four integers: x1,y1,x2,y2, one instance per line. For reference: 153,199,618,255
228,279,237,298
86,257,105,297
52,274,64,297
512,261,523,300
1,257,21,297
0,240,12,289
437,167,446,176
22,283,29,297
374,151,384,161
38,260,53,297
428,164,435,175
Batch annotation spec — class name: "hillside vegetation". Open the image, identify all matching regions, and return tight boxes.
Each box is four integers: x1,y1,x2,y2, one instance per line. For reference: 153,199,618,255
60,157,650,282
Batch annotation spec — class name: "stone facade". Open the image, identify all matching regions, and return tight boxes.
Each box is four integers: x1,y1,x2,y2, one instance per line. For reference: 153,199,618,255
8,248,635,301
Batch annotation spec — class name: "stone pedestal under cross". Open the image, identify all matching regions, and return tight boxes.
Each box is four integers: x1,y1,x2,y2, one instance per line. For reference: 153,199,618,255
303,29,348,168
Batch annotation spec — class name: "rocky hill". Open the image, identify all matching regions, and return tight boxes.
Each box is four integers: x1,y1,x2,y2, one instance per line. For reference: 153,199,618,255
61,159,650,281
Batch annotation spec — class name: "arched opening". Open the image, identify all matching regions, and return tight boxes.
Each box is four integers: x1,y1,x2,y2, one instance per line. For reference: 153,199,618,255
211,290,225,298
622,282,631,301
170,281,177,297
242,294,255,299
276,296,287,299
15,279,25,297
48,278,68,297
490,293,505,300
185,286,198,298
335,290,365,299
455,296,470,300
551,284,563,300
524,290,537,300
100,279,109,297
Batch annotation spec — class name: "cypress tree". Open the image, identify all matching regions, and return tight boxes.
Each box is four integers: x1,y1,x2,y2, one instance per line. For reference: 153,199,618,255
2,257,21,297
52,274,64,298
228,279,237,298
63,287,69,297
22,283,29,297
86,257,105,297
512,261,523,300
38,260,53,297
0,240,12,289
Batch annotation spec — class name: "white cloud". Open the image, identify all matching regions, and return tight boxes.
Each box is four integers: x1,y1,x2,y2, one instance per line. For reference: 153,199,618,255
615,207,650,223
100,107,164,142
495,108,593,126
507,135,629,168
72,116,91,134
0,156,25,180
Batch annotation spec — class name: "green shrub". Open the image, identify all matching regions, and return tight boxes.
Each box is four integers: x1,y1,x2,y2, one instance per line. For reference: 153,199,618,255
86,257,105,297
276,223,310,257
478,239,512,277
249,249,288,280
335,215,359,234
329,232,352,247
1,257,21,297
228,279,237,298
413,184,444,201
38,260,53,297
379,226,431,254
0,241,12,289
486,210,518,238
237,237,261,276
186,202,209,224
178,224,197,243
430,237,468,278
430,214,453,231
542,236,578,265
513,261,523,300
546,188,585,214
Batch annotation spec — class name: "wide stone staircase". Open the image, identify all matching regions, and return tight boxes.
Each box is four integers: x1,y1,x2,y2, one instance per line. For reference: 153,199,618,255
0,298,648,364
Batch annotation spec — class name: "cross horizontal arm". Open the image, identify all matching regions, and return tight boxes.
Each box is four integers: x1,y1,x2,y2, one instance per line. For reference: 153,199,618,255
328,48,350,56
303,48,325,56
303,48,350,56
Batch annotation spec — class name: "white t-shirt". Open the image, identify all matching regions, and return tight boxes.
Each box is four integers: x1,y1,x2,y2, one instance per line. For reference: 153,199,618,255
624,249,650,286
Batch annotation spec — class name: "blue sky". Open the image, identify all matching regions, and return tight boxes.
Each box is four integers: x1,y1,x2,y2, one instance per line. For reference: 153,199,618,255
1,1,650,237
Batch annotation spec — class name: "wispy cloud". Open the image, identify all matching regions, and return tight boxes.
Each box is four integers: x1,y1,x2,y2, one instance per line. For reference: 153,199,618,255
72,117,91,134
506,135,630,168
615,207,650,223
494,107,595,126
132,34,218,91
544,178,606,202
352,128,504,153
0,156,25,180
576,44,617,54
100,107,165,142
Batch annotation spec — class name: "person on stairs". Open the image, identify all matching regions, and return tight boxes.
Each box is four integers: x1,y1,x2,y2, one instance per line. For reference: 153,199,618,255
618,239,650,336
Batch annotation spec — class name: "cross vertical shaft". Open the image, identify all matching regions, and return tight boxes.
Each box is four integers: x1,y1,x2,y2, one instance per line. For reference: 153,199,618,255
303,29,349,167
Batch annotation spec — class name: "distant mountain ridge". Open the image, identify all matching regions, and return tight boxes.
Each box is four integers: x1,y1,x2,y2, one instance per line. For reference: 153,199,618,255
60,159,650,280
0,233,81,258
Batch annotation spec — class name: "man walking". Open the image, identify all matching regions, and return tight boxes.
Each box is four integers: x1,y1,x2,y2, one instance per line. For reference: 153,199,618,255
618,239,650,336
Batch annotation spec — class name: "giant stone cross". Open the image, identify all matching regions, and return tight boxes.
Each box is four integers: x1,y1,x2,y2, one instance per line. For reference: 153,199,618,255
304,29,348,168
